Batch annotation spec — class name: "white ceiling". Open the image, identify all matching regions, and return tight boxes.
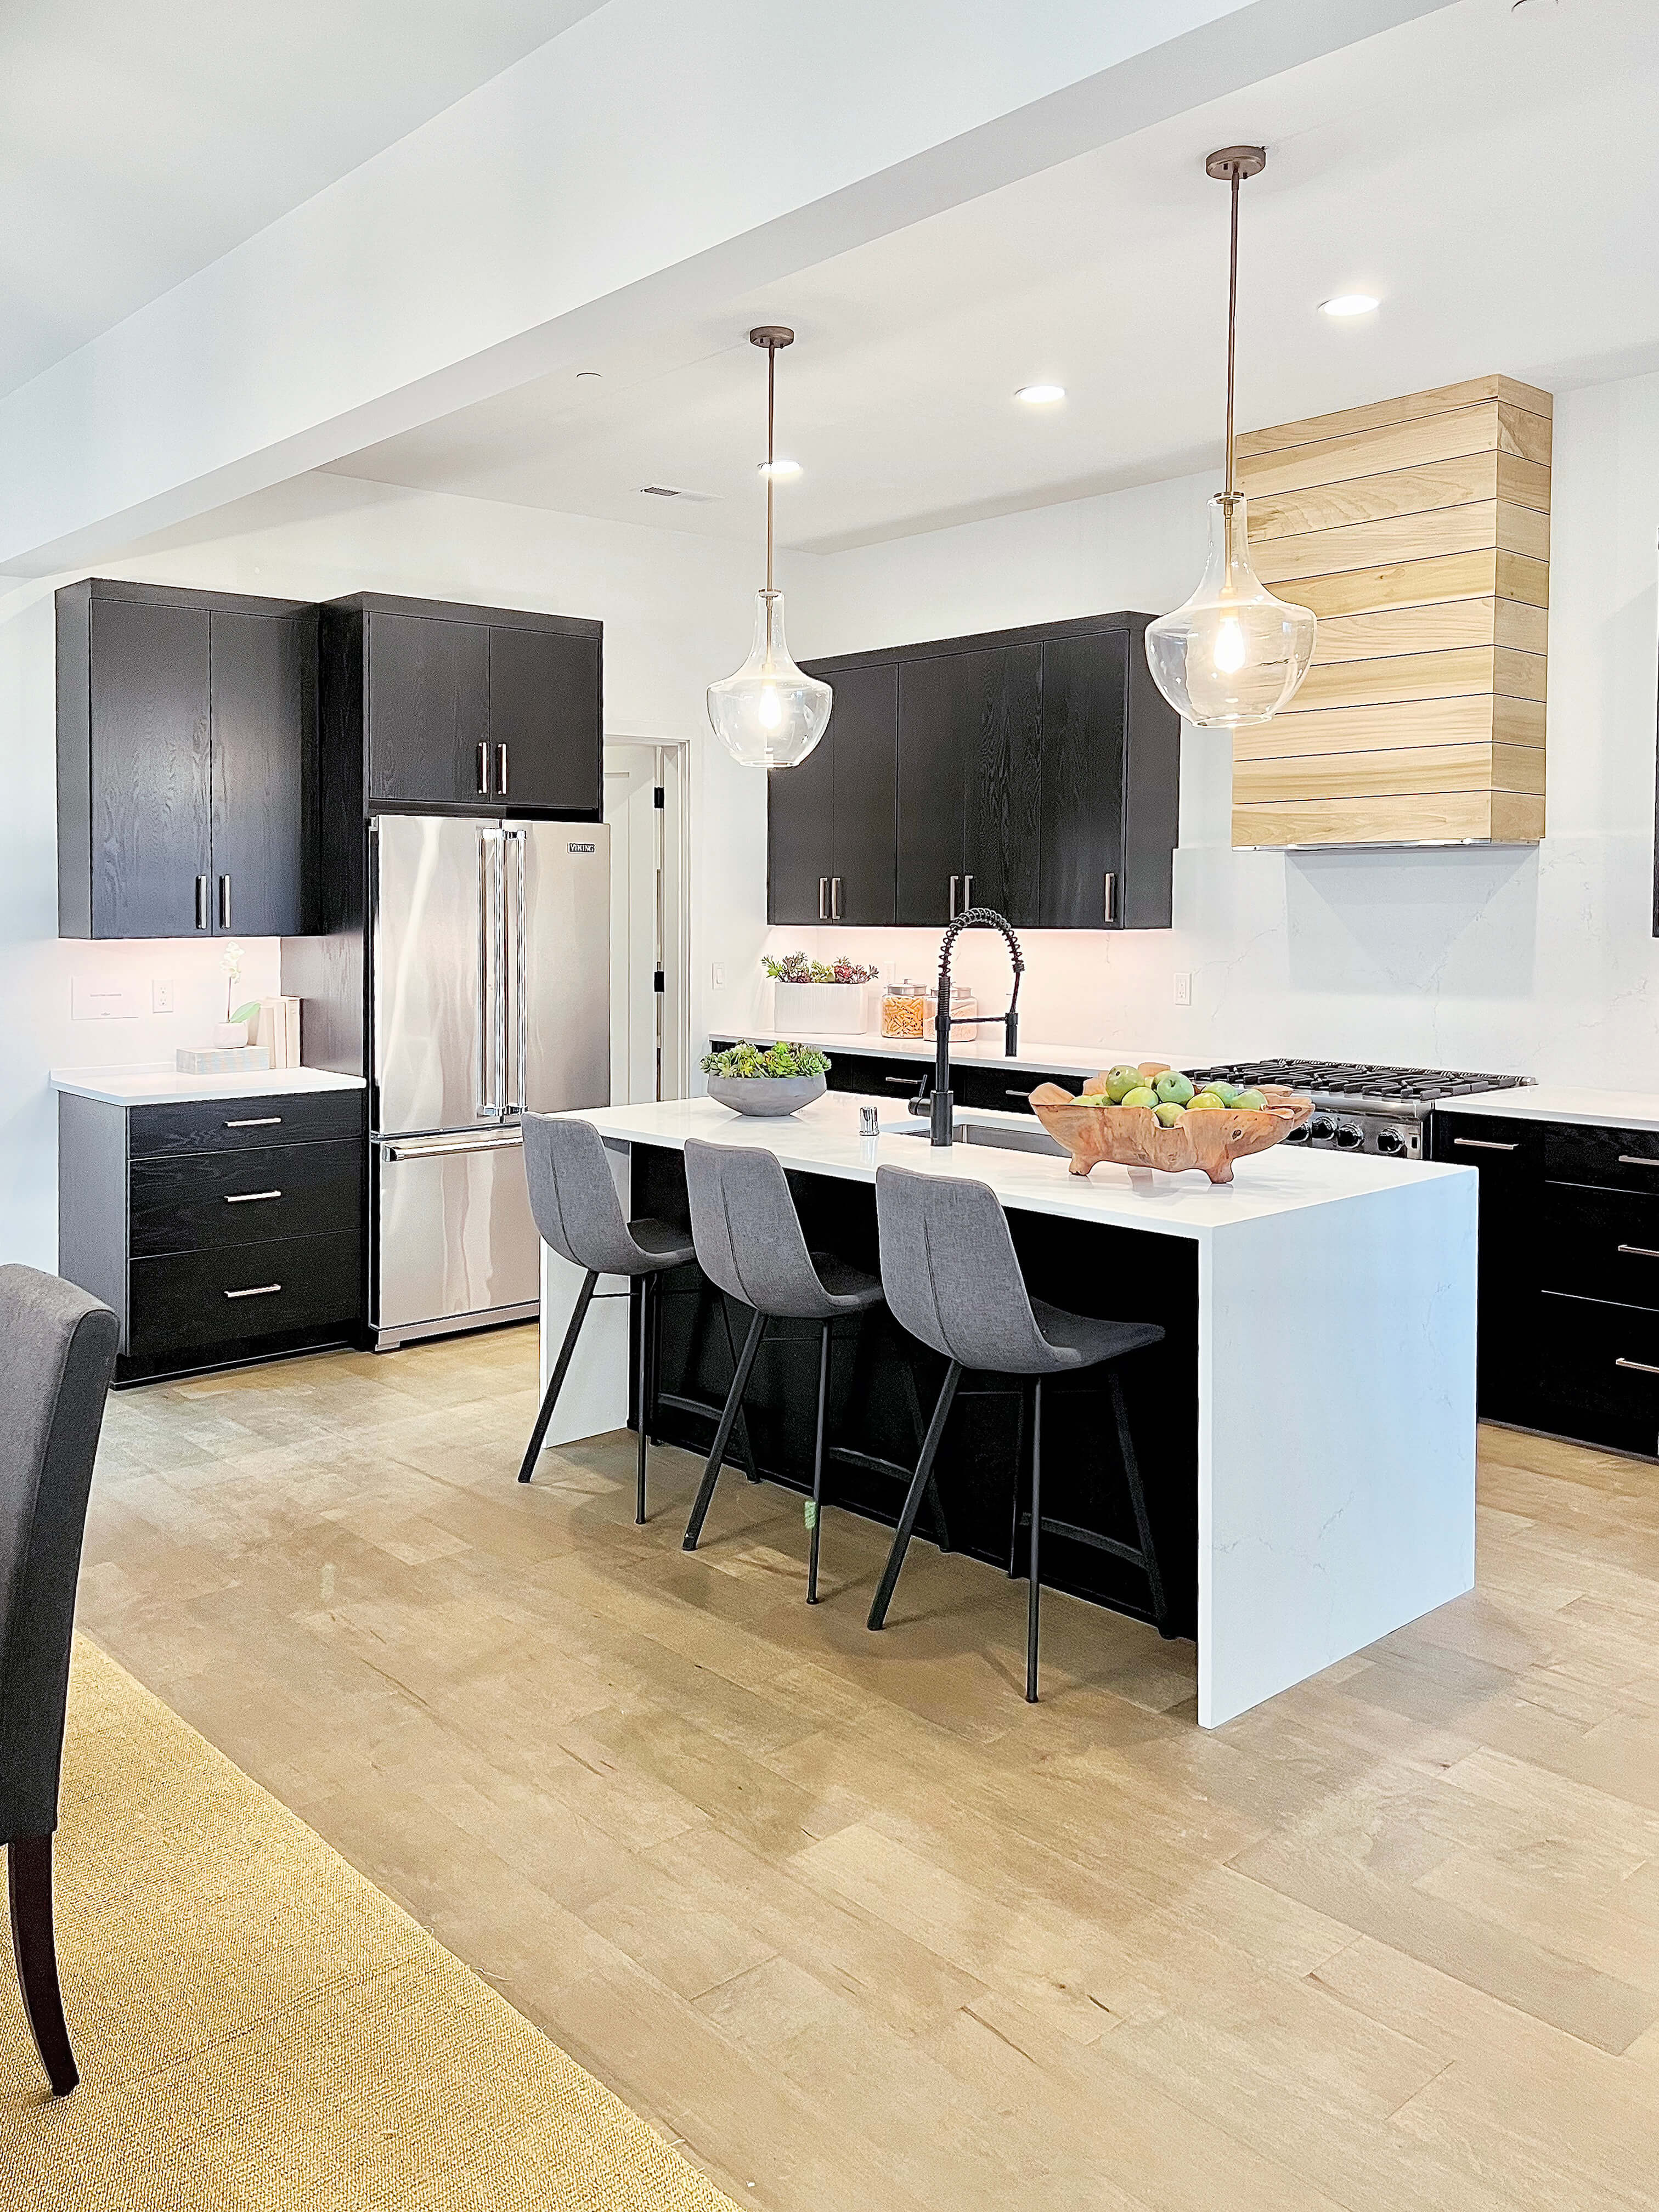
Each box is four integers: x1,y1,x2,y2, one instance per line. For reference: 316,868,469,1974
0,1,602,397
321,0,1659,554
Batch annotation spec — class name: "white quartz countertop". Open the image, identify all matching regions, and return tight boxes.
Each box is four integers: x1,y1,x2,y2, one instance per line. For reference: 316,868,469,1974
52,1063,367,1108
708,1028,1170,1079
1438,1086,1659,1132
569,1092,1472,1243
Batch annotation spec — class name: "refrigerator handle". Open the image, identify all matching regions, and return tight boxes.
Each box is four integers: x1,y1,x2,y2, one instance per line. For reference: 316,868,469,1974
476,828,494,1121
507,828,528,1114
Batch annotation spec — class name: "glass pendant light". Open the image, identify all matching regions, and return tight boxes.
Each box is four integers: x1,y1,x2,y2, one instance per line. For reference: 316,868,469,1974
707,326,832,769
1146,146,1316,727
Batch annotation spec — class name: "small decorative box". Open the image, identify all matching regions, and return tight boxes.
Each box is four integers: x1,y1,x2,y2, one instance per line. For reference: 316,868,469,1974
175,1046,273,1075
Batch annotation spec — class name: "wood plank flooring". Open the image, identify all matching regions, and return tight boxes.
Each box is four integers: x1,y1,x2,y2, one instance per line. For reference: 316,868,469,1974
79,1327,1659,2211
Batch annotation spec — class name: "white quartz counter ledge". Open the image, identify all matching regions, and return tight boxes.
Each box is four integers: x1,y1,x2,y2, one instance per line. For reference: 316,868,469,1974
1442,1086,1659,1132
52,1063,366,1108
545,1091,1479,1730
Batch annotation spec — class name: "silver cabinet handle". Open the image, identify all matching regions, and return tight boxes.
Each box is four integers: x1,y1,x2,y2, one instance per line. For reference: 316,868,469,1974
496,743,509,797
218,874,232,929
1618,1155,1659,1169
1103,872,1116,923
224,1115,281,1128
831,876,842,921
949,874,959,919
963,873,974,908
224,1282,282,1301
1452,1136,1519,1151
195,875,209,930
1006,1087,1031,1100
225,1189,281,1205
1616,1356,1659,1376
477,741,490,795
818,877,828,921
383,1131,523,1161
1617,1244,1659,1259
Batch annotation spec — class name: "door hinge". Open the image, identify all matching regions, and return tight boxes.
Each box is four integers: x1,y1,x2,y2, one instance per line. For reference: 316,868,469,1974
653,969,665,994
653,786,665,808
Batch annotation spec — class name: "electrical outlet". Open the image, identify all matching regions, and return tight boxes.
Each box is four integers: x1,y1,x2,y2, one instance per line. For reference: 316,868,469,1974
711,962,726,989
1172,972,1192,1006
151,978,175,1014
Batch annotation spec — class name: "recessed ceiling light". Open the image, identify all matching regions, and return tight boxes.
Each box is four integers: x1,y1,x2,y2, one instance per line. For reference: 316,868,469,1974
1319,294,1380,318
575,370,602,381
1015,383,1066,405
757,458,802,478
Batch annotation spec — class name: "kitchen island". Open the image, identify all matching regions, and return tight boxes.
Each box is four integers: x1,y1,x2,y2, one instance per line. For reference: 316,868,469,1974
540,1092,1479,1726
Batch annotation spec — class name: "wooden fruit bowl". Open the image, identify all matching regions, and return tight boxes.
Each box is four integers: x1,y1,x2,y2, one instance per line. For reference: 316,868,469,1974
1028,1066,1314,1184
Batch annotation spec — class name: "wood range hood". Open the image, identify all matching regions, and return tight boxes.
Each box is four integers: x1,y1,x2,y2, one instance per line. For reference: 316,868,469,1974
1231,375,1551,849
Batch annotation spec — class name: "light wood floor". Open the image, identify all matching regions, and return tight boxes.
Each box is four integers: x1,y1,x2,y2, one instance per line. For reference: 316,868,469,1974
81,1326,1659,2212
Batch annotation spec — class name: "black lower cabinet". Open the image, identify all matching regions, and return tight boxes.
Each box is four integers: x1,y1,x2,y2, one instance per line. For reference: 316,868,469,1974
59,1086,365,1385
632,1143,1199,1636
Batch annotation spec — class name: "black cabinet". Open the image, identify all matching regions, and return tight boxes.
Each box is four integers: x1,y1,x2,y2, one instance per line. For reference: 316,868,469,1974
325,593,603,820
58,1083,365,1385
771,612,1177,932
769,662,896,925
1431,1111,1542,1425
57,579,313,940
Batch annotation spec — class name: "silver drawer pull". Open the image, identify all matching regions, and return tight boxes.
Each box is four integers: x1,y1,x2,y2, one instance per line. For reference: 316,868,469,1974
1615,1356,1659,1376
225,1189,281,1205
1453,1136,1519,1152
224,1116,282,1128
1618,1155,1659,1169
224,1283,282,1301
1618,1244,1659,1259
1006,1087,1032,1100
884,1075,922,1087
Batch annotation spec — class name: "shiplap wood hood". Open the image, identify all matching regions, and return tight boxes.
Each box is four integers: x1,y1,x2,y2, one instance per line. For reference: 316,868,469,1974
1232,375,1551,848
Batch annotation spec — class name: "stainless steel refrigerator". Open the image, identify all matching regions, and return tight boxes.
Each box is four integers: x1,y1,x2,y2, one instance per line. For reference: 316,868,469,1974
369,815,609,1350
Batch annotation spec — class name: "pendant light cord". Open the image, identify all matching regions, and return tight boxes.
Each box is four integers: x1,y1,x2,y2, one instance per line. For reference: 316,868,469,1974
765,341,776,596
1225,162,1240,500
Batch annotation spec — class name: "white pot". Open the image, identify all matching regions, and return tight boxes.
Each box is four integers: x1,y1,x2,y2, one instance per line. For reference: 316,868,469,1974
213,1020,249,1047
772,980,869,1035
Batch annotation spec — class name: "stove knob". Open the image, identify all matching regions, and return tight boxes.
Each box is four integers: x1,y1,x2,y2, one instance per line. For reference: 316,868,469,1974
1375,1126,1406,1157
1284,1122,1311,1144
1307,1114,1336,1144
1333,1120,1365,1150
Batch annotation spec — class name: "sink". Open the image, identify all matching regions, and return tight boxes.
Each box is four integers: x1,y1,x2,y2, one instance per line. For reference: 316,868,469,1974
891,1118,1066,1158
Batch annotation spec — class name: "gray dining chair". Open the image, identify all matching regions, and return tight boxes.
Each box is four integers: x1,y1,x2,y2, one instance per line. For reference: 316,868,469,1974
868,1165,1169,1701
1,1263,120,2096
681,1138,938,1601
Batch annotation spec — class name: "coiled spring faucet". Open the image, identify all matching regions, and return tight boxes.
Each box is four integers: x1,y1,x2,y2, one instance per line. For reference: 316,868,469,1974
932,907,1024,1146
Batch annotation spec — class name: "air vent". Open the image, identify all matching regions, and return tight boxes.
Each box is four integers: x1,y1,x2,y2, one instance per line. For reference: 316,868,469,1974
639,484,718,503
640,484,681,498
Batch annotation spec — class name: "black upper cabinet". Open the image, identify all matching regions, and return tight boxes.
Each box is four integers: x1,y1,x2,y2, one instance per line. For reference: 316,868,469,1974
210,608,315,939
366,611,488,806
58,579,311,940
326,593,603,819
769,661,898,926
488,624,602,815
774,612,1177,932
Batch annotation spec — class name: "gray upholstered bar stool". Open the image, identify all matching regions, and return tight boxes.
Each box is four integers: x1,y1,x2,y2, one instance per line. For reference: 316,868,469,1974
680,1137,893,1601
518,1112,726,1522
868,1164,1170,1702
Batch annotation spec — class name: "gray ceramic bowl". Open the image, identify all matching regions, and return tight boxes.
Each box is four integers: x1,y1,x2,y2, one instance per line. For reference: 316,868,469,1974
707,1073,827,1118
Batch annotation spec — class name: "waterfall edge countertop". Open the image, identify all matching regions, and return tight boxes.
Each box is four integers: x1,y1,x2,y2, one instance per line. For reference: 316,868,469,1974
51,1063,367,1108
551,1092,1480,1729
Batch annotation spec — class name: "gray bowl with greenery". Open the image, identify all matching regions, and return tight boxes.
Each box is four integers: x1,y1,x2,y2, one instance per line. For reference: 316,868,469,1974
702,1041,830,1117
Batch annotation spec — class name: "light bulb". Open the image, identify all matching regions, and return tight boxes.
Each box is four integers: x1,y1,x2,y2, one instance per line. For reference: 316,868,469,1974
707,590,832,769
1146,494,1316,726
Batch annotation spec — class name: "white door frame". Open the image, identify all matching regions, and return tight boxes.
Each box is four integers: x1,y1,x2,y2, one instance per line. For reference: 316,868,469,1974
602,735,692,1102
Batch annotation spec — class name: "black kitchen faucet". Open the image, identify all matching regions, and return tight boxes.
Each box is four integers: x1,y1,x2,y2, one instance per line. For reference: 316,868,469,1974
931,908,1024,1146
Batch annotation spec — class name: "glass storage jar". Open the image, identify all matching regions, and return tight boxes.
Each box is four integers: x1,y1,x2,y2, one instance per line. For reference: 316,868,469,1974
880,981,929,1041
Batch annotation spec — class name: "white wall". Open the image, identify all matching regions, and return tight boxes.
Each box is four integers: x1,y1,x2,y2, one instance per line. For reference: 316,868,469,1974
780,371,1659,1085
0,475,787,1267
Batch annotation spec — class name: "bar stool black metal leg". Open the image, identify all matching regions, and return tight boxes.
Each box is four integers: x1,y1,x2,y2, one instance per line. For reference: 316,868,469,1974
868,1361,962,1631
517,1268,599,1483
647,1269,663,1448
1008,1380,1031,1576
899,1353,950,1553
1110,1367,1171,1633
718,1296,764,1483
634,1276,650,1525
684,1307,766,1551
807,1321,831,1602
1026,1378,1043,1702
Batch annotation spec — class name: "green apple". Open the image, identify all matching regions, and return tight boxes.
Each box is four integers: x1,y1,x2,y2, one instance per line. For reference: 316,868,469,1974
1233,1088,1268,1112
1154,1070,1194,1105
1121,1086,1159,1110
1209,1081,1242,1106
1187,1092,1224,1110
1104,1064,1144,1103
1154,1101,1187,1127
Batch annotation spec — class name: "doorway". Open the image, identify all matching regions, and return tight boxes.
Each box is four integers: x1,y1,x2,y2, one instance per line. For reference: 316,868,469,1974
603,739,689,1104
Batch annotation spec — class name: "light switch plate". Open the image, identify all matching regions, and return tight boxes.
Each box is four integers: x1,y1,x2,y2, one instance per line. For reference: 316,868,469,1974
711,963,726,989
71,977,143,1020
1172,972,1192,1006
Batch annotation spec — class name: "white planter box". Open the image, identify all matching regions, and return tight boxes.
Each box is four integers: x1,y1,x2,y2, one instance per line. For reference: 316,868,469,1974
772,980,870,1035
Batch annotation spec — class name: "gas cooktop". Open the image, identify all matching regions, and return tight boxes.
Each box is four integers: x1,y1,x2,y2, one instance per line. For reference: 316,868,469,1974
1182,1061,1533,1159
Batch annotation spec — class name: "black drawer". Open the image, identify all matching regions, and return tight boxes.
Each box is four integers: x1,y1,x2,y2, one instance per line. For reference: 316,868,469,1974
129,1087,365,1159
1434,1113,1541,1172
127,1231,362,1363
1532,1291,1659,1457
831,1054,930,1100
951,1065,1081,1115
1539,1185,1659,1312
1543,1121,1659,1194
129,1139,363,1259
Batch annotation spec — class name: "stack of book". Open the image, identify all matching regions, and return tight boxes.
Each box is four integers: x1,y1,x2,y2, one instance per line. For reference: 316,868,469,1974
254,996,303,1068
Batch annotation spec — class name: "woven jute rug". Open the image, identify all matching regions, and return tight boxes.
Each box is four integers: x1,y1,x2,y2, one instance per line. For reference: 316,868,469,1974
0,1640,735,2211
